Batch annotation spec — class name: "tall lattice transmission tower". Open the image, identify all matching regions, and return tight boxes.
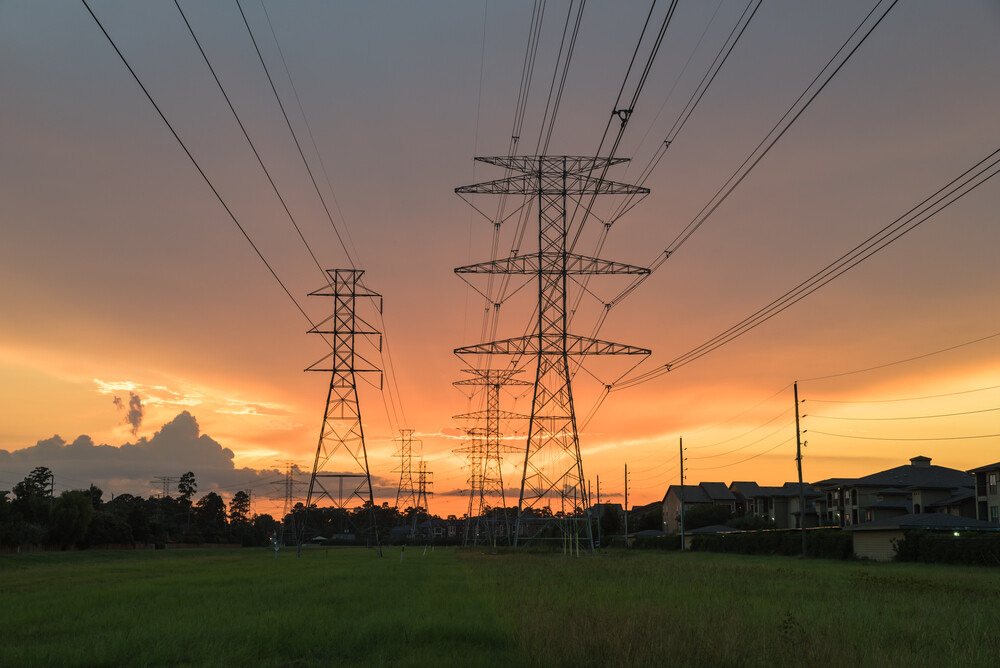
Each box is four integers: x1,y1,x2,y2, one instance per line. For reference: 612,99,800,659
455,156,651,551
298,269,382,556
453,369,529,545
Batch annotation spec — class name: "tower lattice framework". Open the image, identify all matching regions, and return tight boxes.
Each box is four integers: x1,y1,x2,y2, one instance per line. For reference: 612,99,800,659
453,369,529,545
455,156,651,550
299,269,382,556
394,428,419,512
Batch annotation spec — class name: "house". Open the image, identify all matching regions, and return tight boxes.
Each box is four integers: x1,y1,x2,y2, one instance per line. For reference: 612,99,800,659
968,461,1000,524
662,483,735,533
729,481,824,529
819,456,974,527
849,512,1000,562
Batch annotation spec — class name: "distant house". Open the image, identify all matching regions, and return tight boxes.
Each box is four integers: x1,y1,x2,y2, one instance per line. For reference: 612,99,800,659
662,483,735,533
729,481,824,529
968,461,1000,524
849,512,1000,562
818,456,974,527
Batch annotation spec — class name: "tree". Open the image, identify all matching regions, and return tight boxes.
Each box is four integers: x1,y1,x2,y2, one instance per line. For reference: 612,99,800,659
229,490,251,526
49,490,94,549
12,466,54,527
600,506,622,536
194,492,228,541
178,472,197,504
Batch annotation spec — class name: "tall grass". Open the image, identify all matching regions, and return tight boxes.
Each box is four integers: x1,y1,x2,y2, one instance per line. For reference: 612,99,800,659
458,549,1000,667
2,547,998,666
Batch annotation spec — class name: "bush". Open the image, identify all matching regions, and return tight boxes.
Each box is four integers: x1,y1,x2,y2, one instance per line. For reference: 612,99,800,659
893,530,1000,566
690,529,852,559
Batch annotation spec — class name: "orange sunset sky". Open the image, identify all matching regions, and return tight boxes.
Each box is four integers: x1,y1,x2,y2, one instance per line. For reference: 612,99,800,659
1,1,998,519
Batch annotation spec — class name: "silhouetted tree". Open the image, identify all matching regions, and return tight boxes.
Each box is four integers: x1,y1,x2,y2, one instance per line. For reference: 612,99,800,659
228,490,251,526
48,490,93,549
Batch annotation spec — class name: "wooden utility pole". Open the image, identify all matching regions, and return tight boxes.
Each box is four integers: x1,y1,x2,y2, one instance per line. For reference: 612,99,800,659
596,475,602,547
623,463,629,549
795,381,807,557
679,437,685,552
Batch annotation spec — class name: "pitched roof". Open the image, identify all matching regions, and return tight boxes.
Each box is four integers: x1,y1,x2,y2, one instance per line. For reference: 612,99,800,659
701,482,736,501
850,459,973,490
968,461,1000,474
928,488,975,507
850,512,1000,532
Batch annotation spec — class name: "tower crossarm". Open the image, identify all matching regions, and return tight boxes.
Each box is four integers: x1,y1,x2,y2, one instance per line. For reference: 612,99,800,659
455,252,649,275
452,409,531,421
456,173,649,196
455,335,651,356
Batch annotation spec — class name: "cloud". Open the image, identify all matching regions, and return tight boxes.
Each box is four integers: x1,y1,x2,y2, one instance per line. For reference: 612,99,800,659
113,391,144,436
0,411,285,500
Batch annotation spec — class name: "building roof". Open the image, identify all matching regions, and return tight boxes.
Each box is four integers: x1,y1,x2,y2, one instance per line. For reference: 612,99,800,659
701,482,736,502
968,461,1000,474
848,457,973,491
928,488,975,508
850,512,1000,532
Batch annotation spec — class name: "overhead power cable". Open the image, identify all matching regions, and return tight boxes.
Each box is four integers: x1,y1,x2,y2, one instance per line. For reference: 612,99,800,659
243,0,410,431
612,145,1000,390
810,430,1000,442
173,0,325,280
800,330,1000,382
612,0,898,307
807,407,1000,421
806,384,1000,404
81,0,315,327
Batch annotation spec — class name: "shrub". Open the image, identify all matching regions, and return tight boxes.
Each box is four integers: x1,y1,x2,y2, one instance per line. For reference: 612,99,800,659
893,530,1000,566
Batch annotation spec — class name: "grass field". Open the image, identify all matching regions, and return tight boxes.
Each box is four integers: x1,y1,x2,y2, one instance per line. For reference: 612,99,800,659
2,546,998,667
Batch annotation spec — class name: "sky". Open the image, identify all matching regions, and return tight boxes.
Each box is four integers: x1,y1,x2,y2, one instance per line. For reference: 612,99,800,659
1,1,999,518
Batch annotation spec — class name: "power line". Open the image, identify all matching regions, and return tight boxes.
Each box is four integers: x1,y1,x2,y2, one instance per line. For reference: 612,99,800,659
810,430,1000,442
81,0,315,327
612,0,897,306
612,146,1000,389
806,407,1000,421
800,330,1000,382
806,384,1000,404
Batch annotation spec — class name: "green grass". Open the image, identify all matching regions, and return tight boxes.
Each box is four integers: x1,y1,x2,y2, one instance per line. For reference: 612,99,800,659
2,547,999,666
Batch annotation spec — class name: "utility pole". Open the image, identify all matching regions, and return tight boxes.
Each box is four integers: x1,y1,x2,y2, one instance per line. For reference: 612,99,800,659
596,474,602,548
795,381,807,558
624,463,629,549
679,437,685,553
455,156,651,552
299,269,383,557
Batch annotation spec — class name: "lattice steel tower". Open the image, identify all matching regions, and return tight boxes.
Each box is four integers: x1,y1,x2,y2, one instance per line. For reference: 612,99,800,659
394,428,419,512
455,156,650,550
453,369,529,545
298,269,382,556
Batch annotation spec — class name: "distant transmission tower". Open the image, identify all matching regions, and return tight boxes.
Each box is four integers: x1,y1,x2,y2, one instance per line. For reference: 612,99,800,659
298,269,383,557
455,156,650,551
453,369,529,545
393,428,419,512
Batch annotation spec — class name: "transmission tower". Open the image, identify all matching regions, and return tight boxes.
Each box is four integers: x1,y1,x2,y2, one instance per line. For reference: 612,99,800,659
413,459,433,541
455,156,651,550
298,269,383,557
453,368,530,545
269,460,306,545
393,429,419,512
150,475,179,498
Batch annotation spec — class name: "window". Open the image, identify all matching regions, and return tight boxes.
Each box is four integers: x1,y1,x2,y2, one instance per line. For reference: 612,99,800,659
991,506,998,524
989,473,998,495
850,489,858,505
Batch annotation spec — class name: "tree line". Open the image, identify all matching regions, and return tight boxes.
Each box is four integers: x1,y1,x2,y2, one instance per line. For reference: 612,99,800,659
0,466,278,550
